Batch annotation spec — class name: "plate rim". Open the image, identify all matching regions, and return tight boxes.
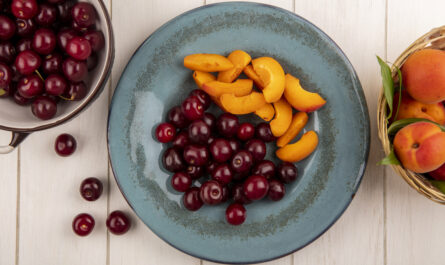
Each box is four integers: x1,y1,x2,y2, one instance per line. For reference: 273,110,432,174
107,2,371,264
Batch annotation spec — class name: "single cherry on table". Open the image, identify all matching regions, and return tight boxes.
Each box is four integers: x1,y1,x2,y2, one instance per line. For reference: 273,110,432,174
72,213,95,236
55,133,77,156
106,210,131,235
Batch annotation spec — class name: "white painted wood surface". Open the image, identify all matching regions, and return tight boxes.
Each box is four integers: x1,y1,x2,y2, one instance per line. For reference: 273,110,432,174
0,0,445,264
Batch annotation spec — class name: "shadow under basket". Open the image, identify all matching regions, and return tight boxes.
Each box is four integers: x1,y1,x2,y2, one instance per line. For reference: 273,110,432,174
378,25,445,204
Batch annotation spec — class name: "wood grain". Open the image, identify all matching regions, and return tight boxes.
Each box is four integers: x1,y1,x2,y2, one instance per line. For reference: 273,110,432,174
292,0,385,264
386,1,445,265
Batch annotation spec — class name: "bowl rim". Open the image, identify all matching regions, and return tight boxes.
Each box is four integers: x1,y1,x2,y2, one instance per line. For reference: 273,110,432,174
0,0,115,133
107,2,370,263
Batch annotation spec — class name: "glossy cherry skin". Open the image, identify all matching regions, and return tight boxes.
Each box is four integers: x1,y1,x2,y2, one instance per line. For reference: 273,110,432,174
181,96,204,121
256,122,276,142
45,74,67,96
167,106,189,129
243,175,269,201
206,161,219,175
211,163,232,186
62,58,87,82
32,96,57,119
162,147,186,172
32,28,57,54
252,160,276,179
183,144,209,166
228,139,241,154
71,2,96,28
277,162,298,183
42,53,63,74
0,41,16,63
66,36,91,60
230,150,253,174
189,89,211,110
231,183,252,204
72,213,95,236
11,0,39,19
16,38,31,53
245,139,266,161
83,30,105,52
188,119,210,144
172,131,189,150
14,90,31,105
268,179,286,201
237,123,255,141
209,138,232,163
54,133,76,156
57,1,74,22
106,210,131,235
183,187,203,211
57,28,77,50
186,165,204,179
0,62,12,88
155,122,176,143
226,203,246,225
35,3,57,26
0,15,16,40
64,81,87,100
216,113,239,137
202,112,216,131
171,172,192,192
199,180,223,205
80,177,103,201
15,50,41,75
15,18,35,37
17,74,43,98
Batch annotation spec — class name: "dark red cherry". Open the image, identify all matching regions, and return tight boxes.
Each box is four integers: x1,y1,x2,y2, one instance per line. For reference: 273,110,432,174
183,144,208,166
181,96,204,121
171,172,192,192
231,183,252,204
72,213,94,236
211,163,232,186
16,38,31,53
15,18,35,37
216,113,239,137
45,74,67,96
15,50,41,75
0,41,16,63
256,122,276,142
243,175,269,201
42,52,63,75
80,177,103,201
17,74,43,98
252,160,276,179
277,162,298,183
226,203,246,225
66,36,91,60
186,165,204,179
54,133,76,156
62,58,87,82
155,122,176,143
11,0,39,19
0,15,16,40
202,112,216,131
106,210,131,235
183,187,203,211
199,180,223,205
245,138,266,161
0,62,12,88
268,179,285,201
167,106,189,129
32,95,57,120
57,0,75,22
57,28,77,50
228,139,241,154
35,3,57,26
188,119,210,144
64,81,87,100
83,30,104,52
13,90,31,105
237,122,255,141
189,89,211,110
71,2,96,28
172,131,189,150
230,150,253,174
162,147,185,172
32,28,57,54
209,138,232,163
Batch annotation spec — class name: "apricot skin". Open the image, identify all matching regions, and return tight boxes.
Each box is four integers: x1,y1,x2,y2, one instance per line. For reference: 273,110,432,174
201,79,253,98
217,50,251,83
184,54,234,72
402,49,445,104
277,112,309,147
193,71,216,89
252,57,285,103
270,98,293,137
254,103,275,121
393,122,445,173
276,131,318,162
243,65,265,89
220,92,266,115
284,74,326,112
392,91,445,125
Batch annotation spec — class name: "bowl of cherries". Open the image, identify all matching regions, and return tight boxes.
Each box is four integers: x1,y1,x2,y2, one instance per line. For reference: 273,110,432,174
0,0,113,153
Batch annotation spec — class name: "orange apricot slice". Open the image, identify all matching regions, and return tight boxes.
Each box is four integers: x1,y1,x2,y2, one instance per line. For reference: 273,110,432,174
276,112,308,147
243,65,265,89
201,79,253,98
270,98,293,137
220,92,266,115
276,131,319,162
193,71,216,89
254,103,275,121
184,54,234,72
217,50,251,83
251,57,285,103
284,74,326,112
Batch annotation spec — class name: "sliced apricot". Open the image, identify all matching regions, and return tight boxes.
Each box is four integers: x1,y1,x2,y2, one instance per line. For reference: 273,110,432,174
276,112,308,147
251,57,285,103
243,65,264,89
184,54,234,72
254,103,275,121
270,98,292,137
217,50,251,83
284,74,326,112
220,92,266,115
276,131,318,162
193,71,216,89
201,79,253,98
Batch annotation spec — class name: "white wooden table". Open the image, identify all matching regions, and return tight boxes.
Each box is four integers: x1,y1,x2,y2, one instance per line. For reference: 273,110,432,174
1,0,445,264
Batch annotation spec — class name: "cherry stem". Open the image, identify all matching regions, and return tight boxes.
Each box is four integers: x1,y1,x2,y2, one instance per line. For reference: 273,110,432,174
34,70,45,82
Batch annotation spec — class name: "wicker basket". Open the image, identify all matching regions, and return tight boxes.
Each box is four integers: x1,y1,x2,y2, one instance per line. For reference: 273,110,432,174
377,25,445,204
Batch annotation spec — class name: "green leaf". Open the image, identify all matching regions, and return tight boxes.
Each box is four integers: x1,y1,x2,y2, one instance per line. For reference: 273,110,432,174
393,67,403,120
377,56,394,119
430,180,445,194
378,146,400,165
387,118,445,135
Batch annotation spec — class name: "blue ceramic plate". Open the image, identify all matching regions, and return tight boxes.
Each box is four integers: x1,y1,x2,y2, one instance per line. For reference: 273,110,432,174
108,2,369,264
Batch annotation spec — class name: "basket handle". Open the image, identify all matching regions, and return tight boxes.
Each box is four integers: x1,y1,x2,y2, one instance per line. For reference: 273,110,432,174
0,131,29,154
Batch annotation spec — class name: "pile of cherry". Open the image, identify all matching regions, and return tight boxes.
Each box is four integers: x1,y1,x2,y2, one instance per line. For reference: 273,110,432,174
0,0,105,120
156,89,299,225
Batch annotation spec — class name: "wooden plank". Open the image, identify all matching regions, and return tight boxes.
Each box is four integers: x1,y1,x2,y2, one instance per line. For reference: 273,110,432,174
386,1,445,265
0,130,18,265
108,1,203,265
291,0,385,264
